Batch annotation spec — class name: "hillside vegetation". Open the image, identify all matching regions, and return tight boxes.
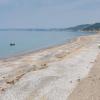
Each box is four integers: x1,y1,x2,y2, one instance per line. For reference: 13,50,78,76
67,23,100,32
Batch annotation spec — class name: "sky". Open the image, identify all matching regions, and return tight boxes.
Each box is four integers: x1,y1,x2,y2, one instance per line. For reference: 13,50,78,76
0,0,100,28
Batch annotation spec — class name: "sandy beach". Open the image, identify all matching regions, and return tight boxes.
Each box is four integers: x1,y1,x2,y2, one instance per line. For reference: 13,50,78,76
0,33,100,100
68,53,100,100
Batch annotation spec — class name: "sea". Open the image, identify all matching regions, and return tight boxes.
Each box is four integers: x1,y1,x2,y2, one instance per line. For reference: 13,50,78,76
0,30,93,58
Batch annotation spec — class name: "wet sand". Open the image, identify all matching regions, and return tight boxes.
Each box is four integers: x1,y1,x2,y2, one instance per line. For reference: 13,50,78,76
0,34,100,100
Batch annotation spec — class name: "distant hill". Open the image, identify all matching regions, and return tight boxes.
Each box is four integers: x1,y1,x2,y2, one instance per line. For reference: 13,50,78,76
82,23,100,32
67,23,100,32
0,23,100,32
67,24,90,31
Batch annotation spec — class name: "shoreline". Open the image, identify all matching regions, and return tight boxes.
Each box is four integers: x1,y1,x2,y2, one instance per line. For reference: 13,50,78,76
0,33,100,100
0,33,95,61
0,39,72,60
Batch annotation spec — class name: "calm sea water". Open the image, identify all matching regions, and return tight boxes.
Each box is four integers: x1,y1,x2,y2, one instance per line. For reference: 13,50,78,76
0,31,92,58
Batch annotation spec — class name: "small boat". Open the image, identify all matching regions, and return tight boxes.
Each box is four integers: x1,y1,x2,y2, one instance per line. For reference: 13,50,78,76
10,42,16,46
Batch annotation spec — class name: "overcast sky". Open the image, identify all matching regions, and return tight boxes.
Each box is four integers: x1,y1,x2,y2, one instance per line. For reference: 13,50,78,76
0,0,100,28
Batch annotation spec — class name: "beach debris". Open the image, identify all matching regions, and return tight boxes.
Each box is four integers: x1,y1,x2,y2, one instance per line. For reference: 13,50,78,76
0,87,5,92
32,63,48,71
16,74,25,81
2,77,5,79
55,51,67,59
6,80,15,85
1,88,5,92
39,62,48,70
70,81,73,83
32,65,38,71
98,44,100,49
77,79,81,82
41,63,47,67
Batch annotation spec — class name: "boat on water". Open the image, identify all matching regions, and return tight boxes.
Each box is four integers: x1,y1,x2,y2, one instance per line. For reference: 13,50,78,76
10,42,16,46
